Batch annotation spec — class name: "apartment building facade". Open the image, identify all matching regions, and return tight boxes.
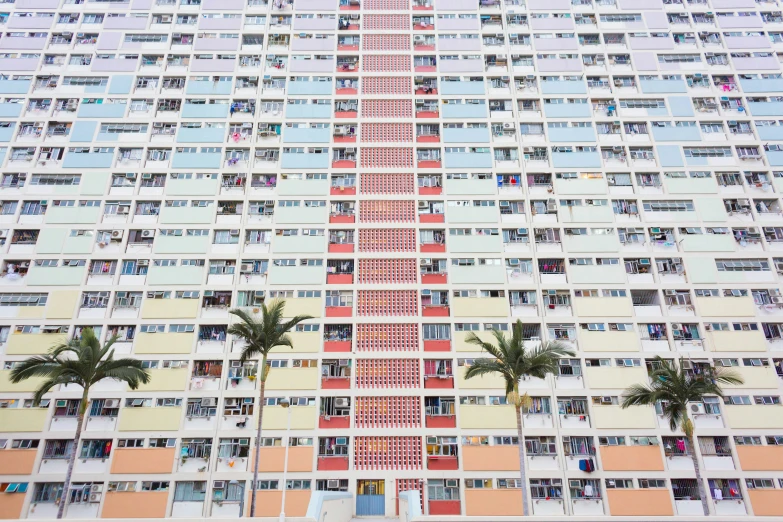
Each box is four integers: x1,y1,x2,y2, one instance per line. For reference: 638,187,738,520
1,0,783,518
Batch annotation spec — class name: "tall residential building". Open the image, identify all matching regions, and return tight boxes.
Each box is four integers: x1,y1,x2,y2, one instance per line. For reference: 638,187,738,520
2,0,783,518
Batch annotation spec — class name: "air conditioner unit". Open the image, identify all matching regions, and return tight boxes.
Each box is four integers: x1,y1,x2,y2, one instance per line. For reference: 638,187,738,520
89,493,101,503
240,263,253,273
334,398,349,408
569,480,581,489
705,324,712,331
213,481,226,489
141,229,155,238
111,230,124,240
117,206,129,215
142,173,152,179
413,35,425,42
225,398,238,406
55,400,68,408
772,296,783,304
445,480,459,488
230,229,240,235
665,289,677,296
137,260,149,266
770,289,781,297
503,123,514,129
690,402,706,415
104,399,120,408
601,396,613,404
327,480,340,489
346,147,356,154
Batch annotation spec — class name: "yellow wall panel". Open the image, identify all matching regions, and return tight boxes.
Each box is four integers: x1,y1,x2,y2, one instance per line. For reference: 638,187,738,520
134,332,194,354
45,290,80,319
452,297,507,317
133,368,188,392
459,405,515,429
592,405,656,429
0,408,48,432
140,299,199,319
580,330,639,352
118,407,182,431
265,367,319,390
6,333,67,355
262,405,316,430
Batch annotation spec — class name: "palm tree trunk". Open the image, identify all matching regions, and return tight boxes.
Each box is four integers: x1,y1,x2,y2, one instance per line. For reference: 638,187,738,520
514,405,529,516
57,392,88,519
248,355,268,517
686,434,710,516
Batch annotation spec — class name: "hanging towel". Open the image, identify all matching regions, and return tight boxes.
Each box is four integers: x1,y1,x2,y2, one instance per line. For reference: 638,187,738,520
714,488,723,501
676,439,686,452
579,459,587,471
583,484,594,497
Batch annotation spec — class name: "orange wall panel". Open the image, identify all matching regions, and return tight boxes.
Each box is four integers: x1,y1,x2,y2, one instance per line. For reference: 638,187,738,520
110,448,175,474
249,490,310,517
606,490,673,516
748,490,783,516
736,446,783,471
0,449,37,475
461,446,519,471
252,447,313,472
0,494,25,520
101,492,168,519
600,445,664,471
464,490,523,516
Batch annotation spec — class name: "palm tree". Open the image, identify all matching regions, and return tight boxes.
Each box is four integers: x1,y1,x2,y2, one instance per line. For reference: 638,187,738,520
463,320,575,516
227,300,313,517
9,328,150,519
621,356,743,516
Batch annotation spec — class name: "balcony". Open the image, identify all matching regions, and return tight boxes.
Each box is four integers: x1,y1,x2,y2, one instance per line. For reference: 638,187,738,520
423,339,450,352
317,455,349,470
427,454,458,470
426,413,456,428
423,369,454,387
422,304,449,317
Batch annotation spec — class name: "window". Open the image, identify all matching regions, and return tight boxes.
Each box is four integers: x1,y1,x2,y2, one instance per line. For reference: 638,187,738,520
605,479,633,489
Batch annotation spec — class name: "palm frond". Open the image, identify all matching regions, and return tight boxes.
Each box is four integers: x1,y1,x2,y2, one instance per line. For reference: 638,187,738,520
9,356,62,383
621,356,744,433
463,332,505,361
620,383,661,408
229,301,312,364
98,358,151,389
10,327,152,402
